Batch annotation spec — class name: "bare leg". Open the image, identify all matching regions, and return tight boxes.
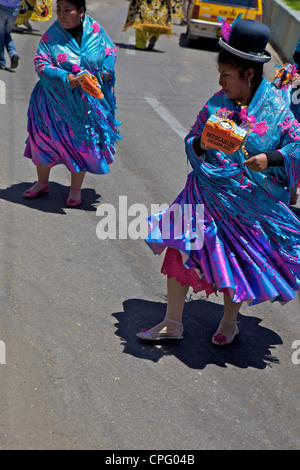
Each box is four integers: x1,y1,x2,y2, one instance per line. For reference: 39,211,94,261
165,277,189,323
69,171,85,201
215,293,242,337
144,277,189,336
37,165,51,182
25,165,50,193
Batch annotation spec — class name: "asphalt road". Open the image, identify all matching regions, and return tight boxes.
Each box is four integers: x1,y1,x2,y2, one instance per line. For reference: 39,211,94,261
0,0,300,450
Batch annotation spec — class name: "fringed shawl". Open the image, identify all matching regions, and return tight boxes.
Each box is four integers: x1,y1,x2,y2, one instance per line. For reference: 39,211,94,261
29,15,121,148
185,77,300,255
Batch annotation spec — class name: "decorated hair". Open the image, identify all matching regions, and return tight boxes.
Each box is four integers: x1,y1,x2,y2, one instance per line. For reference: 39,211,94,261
217,13,242,41
271,63,299,89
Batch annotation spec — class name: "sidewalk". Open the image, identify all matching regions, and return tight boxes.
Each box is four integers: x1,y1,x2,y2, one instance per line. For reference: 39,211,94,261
263,0,300,63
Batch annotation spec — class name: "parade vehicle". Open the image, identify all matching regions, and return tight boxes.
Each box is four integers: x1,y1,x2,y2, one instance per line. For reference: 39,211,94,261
186,0,263,46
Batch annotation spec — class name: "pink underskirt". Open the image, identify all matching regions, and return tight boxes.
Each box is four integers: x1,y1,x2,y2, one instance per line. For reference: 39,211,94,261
161,247,230,297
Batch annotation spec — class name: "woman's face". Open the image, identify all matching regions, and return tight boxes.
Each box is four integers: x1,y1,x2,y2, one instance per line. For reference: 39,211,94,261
218,63,252,104
57,0,84,29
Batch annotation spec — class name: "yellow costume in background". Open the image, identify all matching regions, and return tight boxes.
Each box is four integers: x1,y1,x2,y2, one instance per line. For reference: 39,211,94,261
15,0,52,29
123,0,173,50
172,0,184,18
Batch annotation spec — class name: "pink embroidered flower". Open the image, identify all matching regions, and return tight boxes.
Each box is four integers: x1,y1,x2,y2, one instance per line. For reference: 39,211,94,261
287,118,300,140
238,108,249,122
92,23,100,33
71,64,81,74
247,115,257,125
278,117,292,132
105,46,117,56
57,53,68,64
252,120,268,135
34,52,49,64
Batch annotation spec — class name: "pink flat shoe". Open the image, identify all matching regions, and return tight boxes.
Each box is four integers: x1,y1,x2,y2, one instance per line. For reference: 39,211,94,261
22,181,49,199
211,320,239,346
136,319,184,341
66,187,82,207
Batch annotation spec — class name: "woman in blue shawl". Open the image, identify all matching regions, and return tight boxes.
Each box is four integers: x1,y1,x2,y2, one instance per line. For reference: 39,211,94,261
137,19,300,346
23,0,121,206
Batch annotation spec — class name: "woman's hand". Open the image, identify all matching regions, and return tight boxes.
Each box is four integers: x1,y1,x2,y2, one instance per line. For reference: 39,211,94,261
68,74,80,89
200,137,212,151
101,71,111,82
243,153,268,172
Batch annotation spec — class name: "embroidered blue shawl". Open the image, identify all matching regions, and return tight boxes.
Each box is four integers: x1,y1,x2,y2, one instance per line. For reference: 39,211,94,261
186,77,300,204
31,14,121,148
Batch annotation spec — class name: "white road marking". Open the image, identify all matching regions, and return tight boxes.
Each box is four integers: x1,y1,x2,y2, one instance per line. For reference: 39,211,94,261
145,97,188,140
127,36,136,55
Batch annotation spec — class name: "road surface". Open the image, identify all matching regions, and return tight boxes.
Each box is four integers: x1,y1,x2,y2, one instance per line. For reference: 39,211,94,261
0,0,299,450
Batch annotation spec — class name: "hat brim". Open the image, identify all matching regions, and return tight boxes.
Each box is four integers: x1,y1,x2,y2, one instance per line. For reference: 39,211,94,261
218,38,272,63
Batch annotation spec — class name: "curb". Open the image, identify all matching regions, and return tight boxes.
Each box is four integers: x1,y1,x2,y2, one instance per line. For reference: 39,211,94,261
263,0,300,63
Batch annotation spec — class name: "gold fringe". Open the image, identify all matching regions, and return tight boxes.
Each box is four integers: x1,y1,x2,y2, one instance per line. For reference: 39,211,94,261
15,0,52,24
123,0,173,35
172,0,184,17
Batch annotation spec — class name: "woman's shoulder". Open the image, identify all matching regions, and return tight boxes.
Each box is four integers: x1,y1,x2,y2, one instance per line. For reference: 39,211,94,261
84,14,97,26
39,20,62,46
45,19,61,35
263,78,293,111
206,89,229,110
210,89,226,101
83,14,102,33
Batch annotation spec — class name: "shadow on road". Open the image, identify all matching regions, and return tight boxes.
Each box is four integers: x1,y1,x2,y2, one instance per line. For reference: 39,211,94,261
114,42,165,53
113,297,283,370
13,27,43,36
0,182,101,213
179,32,220,52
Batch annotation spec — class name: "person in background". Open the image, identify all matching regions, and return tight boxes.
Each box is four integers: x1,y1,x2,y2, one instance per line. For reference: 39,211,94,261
123,0,172,51
22,0,121,207
0,0,20,69
14,0,52,32
181,0,191,25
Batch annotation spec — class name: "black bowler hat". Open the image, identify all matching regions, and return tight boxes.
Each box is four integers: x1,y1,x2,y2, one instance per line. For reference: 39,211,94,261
219,18,272,63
